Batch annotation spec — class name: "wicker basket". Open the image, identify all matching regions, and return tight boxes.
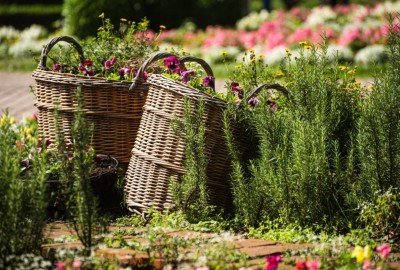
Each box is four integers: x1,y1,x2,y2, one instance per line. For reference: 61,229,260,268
32,36,148,166
125,53,233,213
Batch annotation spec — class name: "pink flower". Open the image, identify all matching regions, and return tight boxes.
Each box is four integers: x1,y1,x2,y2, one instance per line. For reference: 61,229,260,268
202,76,215,88
72,259,83,268
110,57,117,65
376,243,391,260
306,260,320,270
338,27,362,46
180,70,195,83
56,261,66,270
295,261,308,270
265,254,282,270
362,259,373,270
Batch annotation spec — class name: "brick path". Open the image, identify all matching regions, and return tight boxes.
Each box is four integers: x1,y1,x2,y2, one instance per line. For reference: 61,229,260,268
0,72,36,121
42,222,313,269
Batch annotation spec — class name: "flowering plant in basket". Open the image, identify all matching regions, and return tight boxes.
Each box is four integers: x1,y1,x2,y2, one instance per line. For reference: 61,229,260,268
161,55,225,99
47,15,162,81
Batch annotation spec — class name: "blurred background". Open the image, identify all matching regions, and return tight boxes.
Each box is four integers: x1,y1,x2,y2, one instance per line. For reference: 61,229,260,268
0,0,388,73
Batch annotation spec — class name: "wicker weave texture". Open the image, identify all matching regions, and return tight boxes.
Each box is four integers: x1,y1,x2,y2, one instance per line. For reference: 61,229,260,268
33,70,148,164
125,74,233,213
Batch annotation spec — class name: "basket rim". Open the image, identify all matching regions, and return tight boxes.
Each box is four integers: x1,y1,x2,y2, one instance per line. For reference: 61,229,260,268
147,74,227,107
32,69,144,87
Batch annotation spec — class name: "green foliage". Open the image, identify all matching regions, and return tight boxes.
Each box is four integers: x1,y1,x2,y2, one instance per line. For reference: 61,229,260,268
62,0,242,38
48,16,158,80
357,20,400,202
0,114,48,262
358,188,400,241
224,44,362,229
55,87,104,254
171,98,213,222
0,4,62,15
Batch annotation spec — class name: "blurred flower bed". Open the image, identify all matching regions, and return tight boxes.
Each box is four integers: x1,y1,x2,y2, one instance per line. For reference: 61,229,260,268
156,1,398,67
0,1,398,72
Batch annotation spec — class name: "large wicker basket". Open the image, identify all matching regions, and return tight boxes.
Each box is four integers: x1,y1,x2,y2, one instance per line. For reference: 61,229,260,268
124,53,233,213
32,36,148,165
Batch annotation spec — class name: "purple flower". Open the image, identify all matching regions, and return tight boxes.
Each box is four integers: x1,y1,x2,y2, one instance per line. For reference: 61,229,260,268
80,64,95,76
86,69,96,76
163,56,181,72
104,59,112,69
52,63,61,72
118,67,125,78
104,57,117,69
83,59,93,66
203,76,215,88
134,70,148,81
180,70,195,83
79,64,86,72
231,82,244,99
267,100,278,112
248,96,259,106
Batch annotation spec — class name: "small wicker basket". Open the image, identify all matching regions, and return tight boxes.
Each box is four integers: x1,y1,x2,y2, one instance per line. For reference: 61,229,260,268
32,36,149,166
124,52,233,213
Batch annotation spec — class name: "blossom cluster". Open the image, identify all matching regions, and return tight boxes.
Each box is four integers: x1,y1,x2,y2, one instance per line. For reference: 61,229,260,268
156,1,400,66
162,55,215,90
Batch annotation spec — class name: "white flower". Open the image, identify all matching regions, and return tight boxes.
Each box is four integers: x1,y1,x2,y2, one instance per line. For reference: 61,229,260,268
204,46,241,64
373,1,400,17
326,45,354,62
236,9,270,31
19,24,47,41
305,6,336,27
0,26,19,41
9,39,43,57
263,46,288,65
354,45,388,65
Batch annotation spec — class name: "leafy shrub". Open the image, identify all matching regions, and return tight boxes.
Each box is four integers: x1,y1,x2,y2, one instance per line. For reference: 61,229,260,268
170,98,211,222
0,114,48,263
358,188,400,240
224,45,362,228
357,19,400,201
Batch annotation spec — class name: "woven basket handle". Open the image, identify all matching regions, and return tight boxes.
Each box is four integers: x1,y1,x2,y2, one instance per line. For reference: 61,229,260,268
180,56,214,77
38,36,85,70
130,52,214,90
239,83,289,106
